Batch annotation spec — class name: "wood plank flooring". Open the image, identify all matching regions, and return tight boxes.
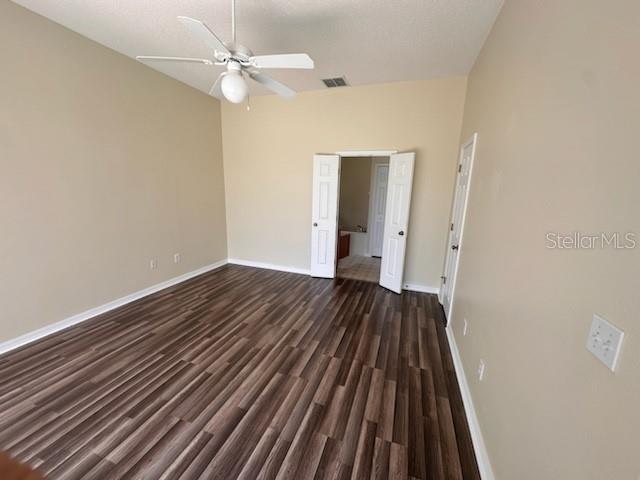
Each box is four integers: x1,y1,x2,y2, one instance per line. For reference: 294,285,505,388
0,265,480,479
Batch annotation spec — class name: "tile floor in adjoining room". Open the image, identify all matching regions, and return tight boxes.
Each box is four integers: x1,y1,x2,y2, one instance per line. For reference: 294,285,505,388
337,255,382,283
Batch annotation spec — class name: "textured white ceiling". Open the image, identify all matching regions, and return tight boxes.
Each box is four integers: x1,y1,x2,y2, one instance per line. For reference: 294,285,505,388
11,0,503,96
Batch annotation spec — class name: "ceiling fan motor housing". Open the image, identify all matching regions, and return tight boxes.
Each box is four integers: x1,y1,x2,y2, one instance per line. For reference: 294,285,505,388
221,43,253,66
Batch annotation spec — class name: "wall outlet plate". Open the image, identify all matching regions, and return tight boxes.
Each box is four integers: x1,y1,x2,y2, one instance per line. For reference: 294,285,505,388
174,253,181,264
149,259,158,270
587,314,624,371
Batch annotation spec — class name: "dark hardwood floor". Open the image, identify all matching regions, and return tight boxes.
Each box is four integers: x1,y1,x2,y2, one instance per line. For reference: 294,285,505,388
0,265,480,479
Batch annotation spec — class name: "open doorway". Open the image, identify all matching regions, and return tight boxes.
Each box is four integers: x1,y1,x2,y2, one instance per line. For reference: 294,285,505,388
336,156,389,283
310,151,415,293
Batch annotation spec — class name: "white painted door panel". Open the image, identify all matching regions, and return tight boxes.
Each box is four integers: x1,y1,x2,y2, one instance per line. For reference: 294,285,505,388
369,164,389,257
441,134,477,319
379,153,415,293
310,155,340,278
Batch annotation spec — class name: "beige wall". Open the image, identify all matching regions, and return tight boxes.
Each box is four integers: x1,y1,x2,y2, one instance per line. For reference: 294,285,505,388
453,0,640,478
0,2,227,343
339,157,372,231
222,78,467,287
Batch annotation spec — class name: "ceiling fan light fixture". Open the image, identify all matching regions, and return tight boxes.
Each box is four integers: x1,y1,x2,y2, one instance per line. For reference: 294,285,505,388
221,69,248,104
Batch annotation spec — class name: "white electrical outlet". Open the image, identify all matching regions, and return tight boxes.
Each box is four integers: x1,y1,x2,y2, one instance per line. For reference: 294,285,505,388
149,259,158,270
174,253,181,264
463,318,468,336
477,360,486,381
587,314,624,371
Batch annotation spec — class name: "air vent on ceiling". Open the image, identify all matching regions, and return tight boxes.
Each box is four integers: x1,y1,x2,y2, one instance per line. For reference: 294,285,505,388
322,77,349,88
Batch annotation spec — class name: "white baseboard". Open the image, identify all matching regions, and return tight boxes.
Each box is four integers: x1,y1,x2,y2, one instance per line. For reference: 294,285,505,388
446,326,495,480
227,261,441,295
0,258,441,357
0,259,229,356
403,283,440,295
228,258,311,276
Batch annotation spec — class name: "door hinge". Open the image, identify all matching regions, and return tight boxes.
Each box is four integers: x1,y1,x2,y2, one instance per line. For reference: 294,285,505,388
440,275,447,284
450,222,454,231
458,164,462,173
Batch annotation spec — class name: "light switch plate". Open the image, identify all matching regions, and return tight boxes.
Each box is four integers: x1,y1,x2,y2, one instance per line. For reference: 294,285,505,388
587,314,624,371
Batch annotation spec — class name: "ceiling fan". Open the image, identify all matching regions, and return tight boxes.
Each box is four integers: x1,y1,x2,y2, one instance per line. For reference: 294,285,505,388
136,0,314,104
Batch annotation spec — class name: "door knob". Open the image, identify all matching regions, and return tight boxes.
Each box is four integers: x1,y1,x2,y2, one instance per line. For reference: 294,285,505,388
451,244,459,251
398,231,405,236
313,222,318,227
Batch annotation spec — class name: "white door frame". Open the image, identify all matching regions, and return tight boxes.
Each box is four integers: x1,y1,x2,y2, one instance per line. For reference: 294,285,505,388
440,133,478,321
367,158,390,257
336,150,397,157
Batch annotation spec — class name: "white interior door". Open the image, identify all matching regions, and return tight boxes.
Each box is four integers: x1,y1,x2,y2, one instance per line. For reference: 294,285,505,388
379,152,415,293
368,162,389,257
441,134,478,319
310,154,340,278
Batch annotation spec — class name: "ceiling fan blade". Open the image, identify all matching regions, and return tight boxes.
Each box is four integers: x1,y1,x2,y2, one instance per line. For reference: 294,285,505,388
209,72,226,99
136,56,214,65
251,53,314,69
177,16,230,56
249,72,296,98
